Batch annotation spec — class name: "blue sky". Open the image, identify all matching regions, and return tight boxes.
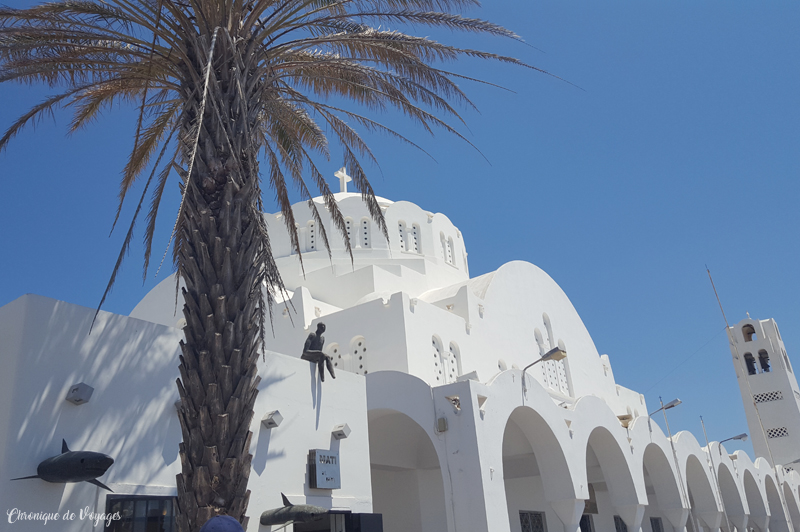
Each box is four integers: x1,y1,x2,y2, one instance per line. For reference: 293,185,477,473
1,2,799,457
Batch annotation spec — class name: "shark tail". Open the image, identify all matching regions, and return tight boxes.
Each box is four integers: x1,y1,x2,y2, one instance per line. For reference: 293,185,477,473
281,493,292,507
11,475,40,481
62,439,70,453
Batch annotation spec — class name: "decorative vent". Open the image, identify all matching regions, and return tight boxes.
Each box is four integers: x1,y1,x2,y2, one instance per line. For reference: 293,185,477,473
767,427,788,439
520,511,547,532
754,391,783,403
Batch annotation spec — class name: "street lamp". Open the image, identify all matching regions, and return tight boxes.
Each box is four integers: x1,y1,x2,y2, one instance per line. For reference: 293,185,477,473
719,433,748,445
649,398,682,416
522,343,567,393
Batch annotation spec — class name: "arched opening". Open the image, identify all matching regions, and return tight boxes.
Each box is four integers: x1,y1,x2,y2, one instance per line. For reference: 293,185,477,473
744,353,757,375
758,350,771,373
585,427,639,532
349,336,368,376
447,237,455,266
431,336,444,384
685,454,719,532
765,476,789,532
743,470,768,531
369,409,447,532
360,217,371,248
642,444,684,532
345,217,356,248
412,223,421,253
306,220,317,251
446,342,461,384
783,482,800,530
398,221,407,251
503,406,573,532
717,462,747,532
743,324,757,342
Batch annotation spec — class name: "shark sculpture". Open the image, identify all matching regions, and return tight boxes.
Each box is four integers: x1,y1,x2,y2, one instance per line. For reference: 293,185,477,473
260,493,329,526
11,439,114,491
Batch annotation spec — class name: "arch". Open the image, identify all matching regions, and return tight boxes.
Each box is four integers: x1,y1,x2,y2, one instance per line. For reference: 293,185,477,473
642,443,684,517
368,409,447,532
447,237,455,266
411,223,421,253
783,482,800,530
744,352,757,375
360,217,371,248
716,461,747,531
586,426,639,512
533,328,545,356
743,324,757,342
398,220,407,251
684,454,720,530
765,475,789,532
306,220,317,252
542,313,554,349
503,406,574,501
446,342,461,384
758,349,771,373
743,469,769,531
326,342,341,371
503,406,574,532
349,336,368,376
431,335,444,384
345,217,356,248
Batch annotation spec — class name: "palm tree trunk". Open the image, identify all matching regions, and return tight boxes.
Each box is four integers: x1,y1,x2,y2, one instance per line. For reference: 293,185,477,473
174,37,263,532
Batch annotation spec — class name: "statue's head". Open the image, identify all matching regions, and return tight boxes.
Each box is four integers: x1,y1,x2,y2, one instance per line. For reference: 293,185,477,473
317,322,326,333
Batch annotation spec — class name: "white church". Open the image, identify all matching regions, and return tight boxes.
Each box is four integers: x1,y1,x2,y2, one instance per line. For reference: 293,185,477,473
2,175,800,532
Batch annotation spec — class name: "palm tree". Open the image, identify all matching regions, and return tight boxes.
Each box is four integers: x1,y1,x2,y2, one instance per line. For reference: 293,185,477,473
0,0,533,529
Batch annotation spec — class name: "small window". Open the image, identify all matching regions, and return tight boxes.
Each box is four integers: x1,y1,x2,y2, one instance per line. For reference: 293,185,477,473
758,349,771,373
742,324,756,342
398,221,407,251
105,495,176,532
744,353,757,375
306,221,316,252
520,511,547,532
650,517,664,532
579,515,594,532
614,515,628,532
412,223,421,253
360,218,371,248
345,218,355,248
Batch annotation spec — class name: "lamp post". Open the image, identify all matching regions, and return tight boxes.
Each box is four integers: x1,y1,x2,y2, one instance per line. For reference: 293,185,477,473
718,433,748,455
522,343,567,393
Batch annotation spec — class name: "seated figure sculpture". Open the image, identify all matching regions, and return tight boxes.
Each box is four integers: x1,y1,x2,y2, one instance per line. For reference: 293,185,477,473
301,322,336,381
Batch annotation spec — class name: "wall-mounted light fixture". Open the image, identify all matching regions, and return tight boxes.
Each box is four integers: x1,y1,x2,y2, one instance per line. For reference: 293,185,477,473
522,343,568,393
332,423,351,440
262,410,283,429
65,383,94,405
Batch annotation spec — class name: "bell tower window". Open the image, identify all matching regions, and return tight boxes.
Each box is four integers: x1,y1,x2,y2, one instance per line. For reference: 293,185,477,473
758,349,771,373
742,324,756,342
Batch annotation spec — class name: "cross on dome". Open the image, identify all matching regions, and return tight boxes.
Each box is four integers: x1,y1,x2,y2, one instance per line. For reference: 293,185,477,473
334,167,352,193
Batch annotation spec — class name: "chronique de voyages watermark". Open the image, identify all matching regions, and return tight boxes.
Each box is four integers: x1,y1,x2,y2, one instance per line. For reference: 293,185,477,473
7,507,121,527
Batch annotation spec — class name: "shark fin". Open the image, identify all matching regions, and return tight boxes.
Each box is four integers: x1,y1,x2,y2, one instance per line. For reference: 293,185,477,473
10,475,40,481
281,493,292,507
62,439,70,453
87,478,113,492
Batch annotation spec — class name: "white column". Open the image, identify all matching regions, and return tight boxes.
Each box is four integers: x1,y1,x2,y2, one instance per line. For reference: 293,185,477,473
550,499,585,532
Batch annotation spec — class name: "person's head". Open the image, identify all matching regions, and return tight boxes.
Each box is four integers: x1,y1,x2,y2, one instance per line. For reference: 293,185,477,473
316,322,326,333
198,515,245,532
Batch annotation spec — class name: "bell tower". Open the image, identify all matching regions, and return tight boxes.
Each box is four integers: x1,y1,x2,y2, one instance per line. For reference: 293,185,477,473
728,317,800,468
